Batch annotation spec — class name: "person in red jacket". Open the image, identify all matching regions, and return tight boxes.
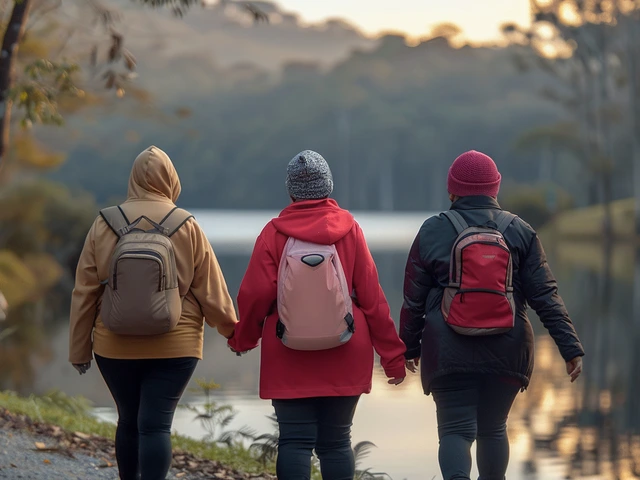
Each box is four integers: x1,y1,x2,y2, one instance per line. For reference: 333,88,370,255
229,150,406,480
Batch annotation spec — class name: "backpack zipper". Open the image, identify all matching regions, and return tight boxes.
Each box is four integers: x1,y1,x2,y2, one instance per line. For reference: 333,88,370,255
113,250,165,290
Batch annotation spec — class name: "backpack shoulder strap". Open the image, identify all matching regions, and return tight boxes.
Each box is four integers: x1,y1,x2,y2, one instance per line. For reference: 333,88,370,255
100,206,130,239
495,211,518,234
442,210,468,235
160,207,195,237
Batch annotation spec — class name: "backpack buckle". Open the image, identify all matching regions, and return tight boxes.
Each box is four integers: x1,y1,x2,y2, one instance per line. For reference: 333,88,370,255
345,313,355,333
276,319,285,339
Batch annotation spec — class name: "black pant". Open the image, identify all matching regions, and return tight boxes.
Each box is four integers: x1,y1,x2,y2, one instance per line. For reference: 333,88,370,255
95,354,198,480
430,373,521,480
272,395,360,480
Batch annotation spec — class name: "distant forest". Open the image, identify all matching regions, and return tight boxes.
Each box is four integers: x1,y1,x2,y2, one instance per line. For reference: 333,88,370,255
27,0,633,228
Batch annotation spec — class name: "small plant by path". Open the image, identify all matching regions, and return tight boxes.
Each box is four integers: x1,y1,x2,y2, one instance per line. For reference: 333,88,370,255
246,412,394,480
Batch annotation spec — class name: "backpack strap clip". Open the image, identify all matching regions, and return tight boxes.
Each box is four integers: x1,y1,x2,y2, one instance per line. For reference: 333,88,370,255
442,210,469,235
495,211,518,234
100,206,130,239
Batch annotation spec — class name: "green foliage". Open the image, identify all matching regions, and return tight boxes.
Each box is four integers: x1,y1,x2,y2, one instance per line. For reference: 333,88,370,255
10,133,66,170
0,176,96,391
33,389,92,416
501,183,574,229
353,441,392,480
181,378,257,447
0,390,116,439
0,178,96,263
249,415,278,466
248,416,390,479
10,59,83,128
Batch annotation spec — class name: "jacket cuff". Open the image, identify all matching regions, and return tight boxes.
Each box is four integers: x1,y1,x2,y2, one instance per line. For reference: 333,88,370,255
560,346,585,362
384,364,407,379
404,346,421,360
69,353,94,364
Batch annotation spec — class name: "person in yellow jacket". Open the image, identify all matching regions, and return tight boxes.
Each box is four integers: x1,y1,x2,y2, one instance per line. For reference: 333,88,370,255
69,146,238,480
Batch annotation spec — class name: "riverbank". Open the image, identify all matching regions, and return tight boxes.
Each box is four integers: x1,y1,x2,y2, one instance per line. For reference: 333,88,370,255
0,391,275,480
541,198,635,241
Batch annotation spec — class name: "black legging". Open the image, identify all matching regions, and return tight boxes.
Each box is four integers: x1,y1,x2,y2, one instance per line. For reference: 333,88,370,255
272,395,360,480
95,354,198,480
430,373,521,480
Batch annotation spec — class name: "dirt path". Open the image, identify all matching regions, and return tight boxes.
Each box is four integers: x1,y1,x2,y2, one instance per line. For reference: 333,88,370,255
0,409,274,480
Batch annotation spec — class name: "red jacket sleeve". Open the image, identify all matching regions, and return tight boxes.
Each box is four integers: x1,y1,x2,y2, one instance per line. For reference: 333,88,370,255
229,232,278,353
352,224,407,379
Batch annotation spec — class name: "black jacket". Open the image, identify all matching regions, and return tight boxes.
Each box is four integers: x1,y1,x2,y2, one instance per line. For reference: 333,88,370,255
400,196,585,394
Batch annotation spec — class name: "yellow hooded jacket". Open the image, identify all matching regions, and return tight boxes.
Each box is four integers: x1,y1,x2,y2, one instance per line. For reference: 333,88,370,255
68,146,237,364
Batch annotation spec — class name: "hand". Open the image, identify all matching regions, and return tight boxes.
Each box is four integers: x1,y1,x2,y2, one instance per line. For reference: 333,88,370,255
227,343,248,357
388,377,404,385
405,357,420,374
73,362,91,375
566,356,582,383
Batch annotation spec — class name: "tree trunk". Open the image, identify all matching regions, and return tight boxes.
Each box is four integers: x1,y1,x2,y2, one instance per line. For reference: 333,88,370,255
597,28,614,241
627,17,640,238
0,0,33,175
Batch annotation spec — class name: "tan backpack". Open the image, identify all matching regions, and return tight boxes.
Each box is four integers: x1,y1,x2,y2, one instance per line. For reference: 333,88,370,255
99,206,193,336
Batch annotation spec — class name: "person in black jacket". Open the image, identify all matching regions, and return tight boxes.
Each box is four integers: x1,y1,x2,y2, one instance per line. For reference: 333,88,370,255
400,150,584,480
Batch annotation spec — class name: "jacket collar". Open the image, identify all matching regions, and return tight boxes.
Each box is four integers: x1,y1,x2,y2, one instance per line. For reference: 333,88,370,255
451,195,501,210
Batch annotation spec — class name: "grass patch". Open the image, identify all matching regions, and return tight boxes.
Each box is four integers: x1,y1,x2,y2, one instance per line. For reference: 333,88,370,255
539,198,638,281
541,198,635,240
0,390,274,475
0,390,115,438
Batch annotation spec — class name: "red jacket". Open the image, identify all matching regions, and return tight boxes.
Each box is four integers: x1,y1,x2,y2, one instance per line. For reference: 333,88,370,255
229,199,406,399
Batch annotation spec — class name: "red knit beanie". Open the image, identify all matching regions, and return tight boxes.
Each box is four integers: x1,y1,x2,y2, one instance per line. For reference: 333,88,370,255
447,150,501,197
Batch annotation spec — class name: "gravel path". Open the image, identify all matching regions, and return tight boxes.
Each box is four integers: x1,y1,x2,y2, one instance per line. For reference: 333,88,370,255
0,409,274,480
0,428,124,480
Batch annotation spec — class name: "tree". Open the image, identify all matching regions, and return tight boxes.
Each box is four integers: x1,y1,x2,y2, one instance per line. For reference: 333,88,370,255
0,0,267,173
502,0,636,238
429,22,463,46
0,0,34,173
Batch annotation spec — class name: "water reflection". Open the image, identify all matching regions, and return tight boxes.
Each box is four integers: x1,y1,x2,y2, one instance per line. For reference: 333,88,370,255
508,242,640,479
2,241,640,479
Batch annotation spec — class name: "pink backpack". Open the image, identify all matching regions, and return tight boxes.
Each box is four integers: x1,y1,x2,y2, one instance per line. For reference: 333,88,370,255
276,237,355,351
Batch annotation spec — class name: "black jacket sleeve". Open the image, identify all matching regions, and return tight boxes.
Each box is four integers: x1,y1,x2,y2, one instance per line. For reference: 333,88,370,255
522,232,585,362
400,230,434,359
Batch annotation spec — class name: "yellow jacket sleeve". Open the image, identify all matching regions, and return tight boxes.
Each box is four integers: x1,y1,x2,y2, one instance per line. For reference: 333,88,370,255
190,222,238,338
69,220,102,364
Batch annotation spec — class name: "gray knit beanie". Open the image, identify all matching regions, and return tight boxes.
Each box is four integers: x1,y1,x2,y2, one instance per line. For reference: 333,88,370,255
285,150,334,200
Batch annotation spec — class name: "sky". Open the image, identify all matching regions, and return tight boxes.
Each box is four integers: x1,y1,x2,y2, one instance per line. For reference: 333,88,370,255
275,0,532,43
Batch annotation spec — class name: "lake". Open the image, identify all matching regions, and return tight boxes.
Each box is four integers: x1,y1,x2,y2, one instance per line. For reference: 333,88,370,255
2,211,637,480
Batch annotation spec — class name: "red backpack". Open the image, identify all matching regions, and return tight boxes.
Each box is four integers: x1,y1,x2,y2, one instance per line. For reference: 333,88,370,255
441,210,517,336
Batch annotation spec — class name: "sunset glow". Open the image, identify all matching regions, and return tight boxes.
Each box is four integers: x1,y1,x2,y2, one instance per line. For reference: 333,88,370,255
273,0,531,43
